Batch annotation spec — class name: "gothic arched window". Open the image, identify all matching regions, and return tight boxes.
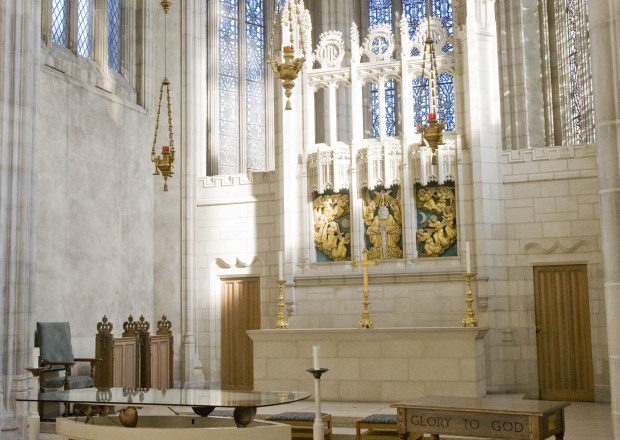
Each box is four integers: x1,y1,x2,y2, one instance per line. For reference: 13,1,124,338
213,0,267,175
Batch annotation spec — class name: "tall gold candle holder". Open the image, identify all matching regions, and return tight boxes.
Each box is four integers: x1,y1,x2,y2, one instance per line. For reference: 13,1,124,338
275,279,289,329
462,273,479,327
353,249,379,329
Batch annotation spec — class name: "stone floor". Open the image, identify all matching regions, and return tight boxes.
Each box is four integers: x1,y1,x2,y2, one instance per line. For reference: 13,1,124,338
38,396,613,439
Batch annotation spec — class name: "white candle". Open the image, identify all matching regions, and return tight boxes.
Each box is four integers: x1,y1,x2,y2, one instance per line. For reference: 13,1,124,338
278,251,283,280
465,241,471,273
312,345,320,370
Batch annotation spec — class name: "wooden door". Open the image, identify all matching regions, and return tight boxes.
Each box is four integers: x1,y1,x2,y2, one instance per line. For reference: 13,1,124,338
221,278,261,390
534,265,594,401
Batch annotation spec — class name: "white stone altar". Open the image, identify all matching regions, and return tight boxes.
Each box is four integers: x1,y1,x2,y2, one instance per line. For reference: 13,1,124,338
248,327,488,402
56,416,290,440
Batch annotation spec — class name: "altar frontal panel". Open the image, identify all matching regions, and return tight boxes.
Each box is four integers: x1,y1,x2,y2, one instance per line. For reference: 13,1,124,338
248,327,487,402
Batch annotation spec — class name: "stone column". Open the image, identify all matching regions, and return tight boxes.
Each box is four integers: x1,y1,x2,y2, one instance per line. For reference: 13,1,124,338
179,0,206,386
0,1,40,438
456,0,507,391
589,2,620,437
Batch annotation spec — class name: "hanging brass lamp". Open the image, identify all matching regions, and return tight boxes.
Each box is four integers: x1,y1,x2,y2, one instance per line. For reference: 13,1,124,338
151,0,175,191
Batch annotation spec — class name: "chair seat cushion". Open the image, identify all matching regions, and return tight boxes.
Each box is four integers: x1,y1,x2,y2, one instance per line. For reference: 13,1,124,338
267,411,329,421
358,414,397,424
41,375,94,390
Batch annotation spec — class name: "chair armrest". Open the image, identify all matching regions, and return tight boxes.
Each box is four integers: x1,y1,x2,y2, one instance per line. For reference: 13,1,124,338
74,358,100,379
40,360,76,367
74,357,100,364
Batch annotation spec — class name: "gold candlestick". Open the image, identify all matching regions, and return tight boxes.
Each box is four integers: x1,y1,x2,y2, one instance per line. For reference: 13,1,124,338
353,249,379,329
462,272,479,327
275,279,289,329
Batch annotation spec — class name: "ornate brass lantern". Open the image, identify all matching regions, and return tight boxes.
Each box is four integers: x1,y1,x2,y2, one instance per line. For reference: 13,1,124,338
151,0,175,191
416,0,446,165
268,45,305,110
267,0,307,110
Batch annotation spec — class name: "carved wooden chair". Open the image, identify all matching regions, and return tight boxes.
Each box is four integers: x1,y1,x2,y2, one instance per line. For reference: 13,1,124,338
150,315,173,389
36,322,98,418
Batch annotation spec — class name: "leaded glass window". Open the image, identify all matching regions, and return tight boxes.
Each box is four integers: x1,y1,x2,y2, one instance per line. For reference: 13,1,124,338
414,72,455,131
108,0,122,72
245,0,266,171
218,0,241,175
553,0,594,144
51,0,69,47
77,0,94,58
216,0,266,175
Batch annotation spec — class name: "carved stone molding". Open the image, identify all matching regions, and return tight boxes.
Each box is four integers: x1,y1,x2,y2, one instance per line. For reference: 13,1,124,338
523,240,591,254
503,144,596,164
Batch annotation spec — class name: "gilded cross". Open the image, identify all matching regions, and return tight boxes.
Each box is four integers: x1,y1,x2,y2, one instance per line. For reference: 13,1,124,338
352,249,380,328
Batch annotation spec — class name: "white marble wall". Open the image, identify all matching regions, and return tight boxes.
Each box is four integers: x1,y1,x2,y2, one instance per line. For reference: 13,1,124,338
495,144,605,399
35,64,156,362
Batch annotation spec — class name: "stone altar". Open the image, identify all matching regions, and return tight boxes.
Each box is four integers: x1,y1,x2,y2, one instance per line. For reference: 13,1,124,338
248,327,488,402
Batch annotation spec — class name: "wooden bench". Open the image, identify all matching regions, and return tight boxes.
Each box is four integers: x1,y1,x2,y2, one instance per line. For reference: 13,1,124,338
391,396,570,440
266,411,332,439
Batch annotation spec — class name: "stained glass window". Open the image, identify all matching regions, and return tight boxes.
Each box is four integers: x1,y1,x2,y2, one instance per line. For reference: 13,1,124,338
369,0,395,138
51,0,68,47
403,0,453,55
217,0,266,175
108,0,121,72
369,0,392,26
413,73,455,131
368,0,455,137
77,0,94,58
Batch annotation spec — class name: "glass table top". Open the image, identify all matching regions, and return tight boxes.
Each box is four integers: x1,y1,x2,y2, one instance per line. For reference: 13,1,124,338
18,388,310,408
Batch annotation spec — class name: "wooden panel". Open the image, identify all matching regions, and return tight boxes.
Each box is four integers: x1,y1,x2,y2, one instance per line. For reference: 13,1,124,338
94,317,114,388
221,278,261,391
150,335,173,389
534,264,594,401
113,337,138,388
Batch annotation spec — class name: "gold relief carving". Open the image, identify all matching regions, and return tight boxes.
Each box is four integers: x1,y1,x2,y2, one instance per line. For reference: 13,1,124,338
363,188,403,260
313,193,351,261
416,185,457,257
